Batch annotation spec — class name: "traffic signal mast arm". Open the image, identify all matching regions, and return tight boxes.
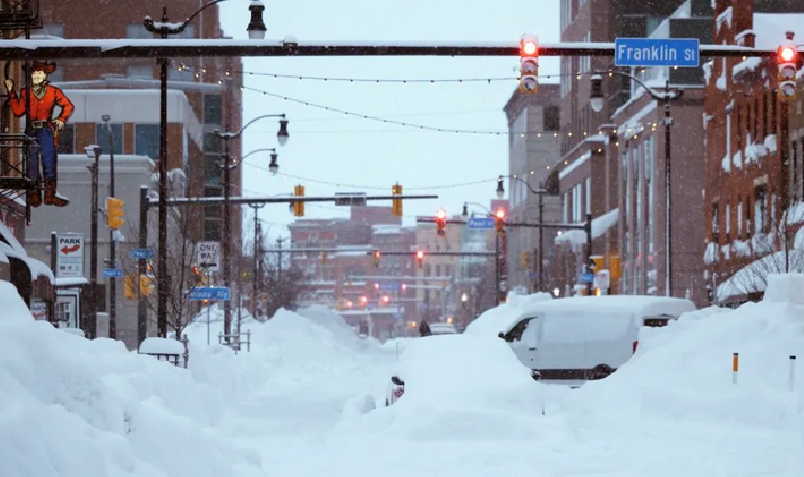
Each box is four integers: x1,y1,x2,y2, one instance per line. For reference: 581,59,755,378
0,39,786,59
147,194,437,207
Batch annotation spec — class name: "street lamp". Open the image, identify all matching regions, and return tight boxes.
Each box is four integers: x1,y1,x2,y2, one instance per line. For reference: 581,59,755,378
143,0,267,337
588,68,682,296
214,115,288,341
497,174,549,292
247,0,267,39
84,145,101,339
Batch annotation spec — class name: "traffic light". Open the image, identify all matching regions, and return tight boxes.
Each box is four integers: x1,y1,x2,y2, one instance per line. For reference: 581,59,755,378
777,32,799,102
380,295,390,305
519,33,539,93
291,184,305,216
359,295,368,307
519,251,531,269
123,275,136,300
139,274,154,296
495,208,506,234
436,208,447,236
372,250,381,267
105,197,125,230
415,250,424,268
590,256,605,273
392,183,403,217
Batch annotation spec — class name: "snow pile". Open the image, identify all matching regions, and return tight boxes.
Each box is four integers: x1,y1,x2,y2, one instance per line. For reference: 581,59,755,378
0,281,262,477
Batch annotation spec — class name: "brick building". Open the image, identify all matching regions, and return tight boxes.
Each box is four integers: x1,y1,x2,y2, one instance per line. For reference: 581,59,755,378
289,206,414,340
703,0,804,304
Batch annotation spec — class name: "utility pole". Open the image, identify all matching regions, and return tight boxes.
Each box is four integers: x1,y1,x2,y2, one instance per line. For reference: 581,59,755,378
86,146,100,339
276,237,284,283
248,202,266,317
663,81,673,297
102,115,117,339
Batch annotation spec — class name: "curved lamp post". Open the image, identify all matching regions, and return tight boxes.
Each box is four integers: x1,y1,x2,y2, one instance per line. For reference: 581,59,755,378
213,115,288,342
589,69,682,297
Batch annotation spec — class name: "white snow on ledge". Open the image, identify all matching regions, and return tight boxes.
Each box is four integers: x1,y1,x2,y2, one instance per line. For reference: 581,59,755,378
558,151,591,180
555,209,619,247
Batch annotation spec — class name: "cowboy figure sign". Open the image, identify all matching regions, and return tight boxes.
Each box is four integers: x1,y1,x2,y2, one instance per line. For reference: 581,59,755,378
4,62,74,207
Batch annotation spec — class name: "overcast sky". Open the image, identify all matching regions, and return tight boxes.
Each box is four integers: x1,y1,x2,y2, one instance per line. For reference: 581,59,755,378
218,0,560,242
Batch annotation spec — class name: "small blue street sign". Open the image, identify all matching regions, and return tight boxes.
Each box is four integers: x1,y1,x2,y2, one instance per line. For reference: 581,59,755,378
580,273,595,284
379,283,397,291
187,286,231,301
102,268,123,278
129,248,155,260
467,217,495,229
614,38,700,67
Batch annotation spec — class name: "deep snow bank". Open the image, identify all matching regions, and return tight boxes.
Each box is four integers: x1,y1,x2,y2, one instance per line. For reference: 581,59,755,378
0,281,262,477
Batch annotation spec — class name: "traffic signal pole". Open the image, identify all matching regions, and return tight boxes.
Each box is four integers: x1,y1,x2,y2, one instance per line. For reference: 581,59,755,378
137,186,148,346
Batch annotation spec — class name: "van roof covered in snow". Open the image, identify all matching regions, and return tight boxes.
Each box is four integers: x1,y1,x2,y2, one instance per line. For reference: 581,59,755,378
501,295,696,334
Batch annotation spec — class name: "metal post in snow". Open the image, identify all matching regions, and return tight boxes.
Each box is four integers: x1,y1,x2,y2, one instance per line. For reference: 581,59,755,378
732,352,739,385
790,355,797,392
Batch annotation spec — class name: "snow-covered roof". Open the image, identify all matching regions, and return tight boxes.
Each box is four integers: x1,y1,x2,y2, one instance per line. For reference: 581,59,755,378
499,295,696,333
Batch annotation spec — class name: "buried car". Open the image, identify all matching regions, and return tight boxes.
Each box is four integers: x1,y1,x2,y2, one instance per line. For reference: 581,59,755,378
499,295,695,381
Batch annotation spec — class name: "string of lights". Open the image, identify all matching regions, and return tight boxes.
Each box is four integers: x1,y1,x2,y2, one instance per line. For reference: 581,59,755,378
175,63,606,84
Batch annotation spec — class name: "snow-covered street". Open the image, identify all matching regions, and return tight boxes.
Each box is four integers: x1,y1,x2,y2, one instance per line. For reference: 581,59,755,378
2,276,804,476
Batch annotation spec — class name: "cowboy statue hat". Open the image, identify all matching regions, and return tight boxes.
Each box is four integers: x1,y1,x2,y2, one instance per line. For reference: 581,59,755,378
30,62,56,74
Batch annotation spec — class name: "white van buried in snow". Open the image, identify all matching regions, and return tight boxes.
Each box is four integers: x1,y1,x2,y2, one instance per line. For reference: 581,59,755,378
498,295,695,381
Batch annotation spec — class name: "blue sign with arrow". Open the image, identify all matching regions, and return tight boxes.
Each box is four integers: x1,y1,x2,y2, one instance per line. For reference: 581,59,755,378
614,38,699,67
102,268,123,278
579,273,595,284
467,217,494,229
187,286,231,301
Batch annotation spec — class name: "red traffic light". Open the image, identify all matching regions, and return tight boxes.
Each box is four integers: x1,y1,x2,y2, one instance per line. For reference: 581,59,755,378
381,295,390,304
359,295,368,305
436,208,447,220
520,34,539,56
416,250,425,260
779,45,797,63
495,208,506,220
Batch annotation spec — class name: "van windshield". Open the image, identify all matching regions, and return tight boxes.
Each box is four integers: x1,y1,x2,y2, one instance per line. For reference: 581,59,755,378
538,310,635,343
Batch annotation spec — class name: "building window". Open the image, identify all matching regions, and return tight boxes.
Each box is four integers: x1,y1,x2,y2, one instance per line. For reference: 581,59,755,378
725,203,731,236
585,177,591,215
736,199,743,235
57,123,74,154
711,202,719,239
204,94,222,125
135,124,160,159
754,186,767,234
543,106,560,131
204,132,222,153
205,154,222,185
770,91,778,133
95,123,123,155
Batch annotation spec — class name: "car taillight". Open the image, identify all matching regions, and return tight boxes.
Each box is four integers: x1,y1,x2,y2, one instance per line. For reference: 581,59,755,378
632,340,639,354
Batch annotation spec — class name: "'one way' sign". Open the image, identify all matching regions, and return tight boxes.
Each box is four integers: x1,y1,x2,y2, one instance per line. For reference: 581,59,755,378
197,241,220,271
